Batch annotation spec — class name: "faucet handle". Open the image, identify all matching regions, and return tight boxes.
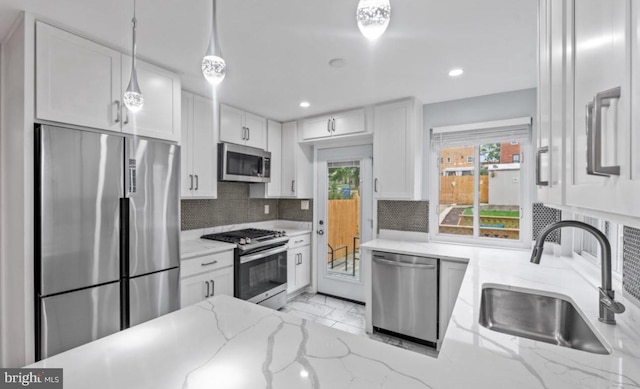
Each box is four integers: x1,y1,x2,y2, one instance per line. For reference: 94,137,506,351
599,288,626,314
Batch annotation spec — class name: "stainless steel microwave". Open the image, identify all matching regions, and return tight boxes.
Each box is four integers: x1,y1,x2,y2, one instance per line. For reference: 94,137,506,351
218,143,271,183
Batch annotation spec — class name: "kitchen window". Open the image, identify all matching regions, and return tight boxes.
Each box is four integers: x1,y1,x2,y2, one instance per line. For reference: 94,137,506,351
429,117,532,248
573,215,622,276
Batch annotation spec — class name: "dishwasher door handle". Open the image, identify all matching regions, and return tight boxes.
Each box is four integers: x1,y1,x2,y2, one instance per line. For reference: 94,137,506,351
373,256,436,269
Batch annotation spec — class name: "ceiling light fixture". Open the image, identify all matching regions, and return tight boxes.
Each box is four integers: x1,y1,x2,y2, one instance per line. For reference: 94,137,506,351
356,0,391,41
300,101,310,108
202,0,226,85
123,0,144,113
448,68,464,77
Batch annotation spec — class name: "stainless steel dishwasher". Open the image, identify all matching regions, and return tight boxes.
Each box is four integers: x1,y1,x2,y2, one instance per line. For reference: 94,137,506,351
372,251,438,345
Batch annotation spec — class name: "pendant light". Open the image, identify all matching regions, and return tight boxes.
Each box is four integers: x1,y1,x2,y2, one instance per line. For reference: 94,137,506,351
124,0,144,113
202,0,226,85
356,0,391,41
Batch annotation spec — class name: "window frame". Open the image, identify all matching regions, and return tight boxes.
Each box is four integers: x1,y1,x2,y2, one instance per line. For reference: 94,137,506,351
428,120,533,249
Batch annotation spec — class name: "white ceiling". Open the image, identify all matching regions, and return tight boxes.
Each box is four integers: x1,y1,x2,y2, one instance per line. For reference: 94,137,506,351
0,0,537,122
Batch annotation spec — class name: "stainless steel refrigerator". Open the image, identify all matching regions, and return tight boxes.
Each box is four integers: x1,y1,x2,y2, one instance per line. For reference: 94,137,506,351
35,124,180,360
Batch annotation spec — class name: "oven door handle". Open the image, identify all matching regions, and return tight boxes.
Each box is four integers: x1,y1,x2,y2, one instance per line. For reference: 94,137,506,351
240,246,288,264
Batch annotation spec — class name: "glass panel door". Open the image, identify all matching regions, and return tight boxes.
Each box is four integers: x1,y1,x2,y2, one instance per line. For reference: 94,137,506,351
438,145,476,237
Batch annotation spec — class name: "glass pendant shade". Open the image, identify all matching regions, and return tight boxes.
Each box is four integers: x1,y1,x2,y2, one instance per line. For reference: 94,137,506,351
202,0,226,85
124,1,144,113
356,0,391,40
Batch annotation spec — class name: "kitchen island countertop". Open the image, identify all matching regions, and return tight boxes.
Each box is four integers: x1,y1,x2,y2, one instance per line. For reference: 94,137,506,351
29,240,640,388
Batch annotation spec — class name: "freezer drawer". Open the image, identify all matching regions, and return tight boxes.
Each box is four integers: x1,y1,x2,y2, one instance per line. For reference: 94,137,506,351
38,125,123,295
372,251,438,343
129,268,180,327
40,282,120,359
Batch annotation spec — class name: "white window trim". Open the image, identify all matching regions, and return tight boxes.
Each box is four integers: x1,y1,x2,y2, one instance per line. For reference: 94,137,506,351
428,139,533,249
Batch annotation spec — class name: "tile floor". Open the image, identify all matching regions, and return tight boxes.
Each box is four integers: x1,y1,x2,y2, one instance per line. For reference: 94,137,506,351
279,292,438,357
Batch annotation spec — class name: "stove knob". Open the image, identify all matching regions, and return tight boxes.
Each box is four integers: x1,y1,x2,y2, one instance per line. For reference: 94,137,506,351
240,238,246,245
246,237,252,244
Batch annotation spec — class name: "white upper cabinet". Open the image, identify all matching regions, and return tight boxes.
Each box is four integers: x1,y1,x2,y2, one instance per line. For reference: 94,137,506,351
219,104,267,149
181,91,217,198
301,108,366,140
36,22,122,132
373,99,423,200
35,21,181,142
537,0,640,218
566,0,638,215
250,120,282,198
121,56,181,142
536,0,567,206
281,121,313,198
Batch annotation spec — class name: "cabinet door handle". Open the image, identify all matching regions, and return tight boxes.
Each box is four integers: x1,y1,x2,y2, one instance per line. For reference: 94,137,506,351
205,280,211,298
195,175,199,190
332,118,336,132
201,260,218,267
536,146,549,186
210,280,215,296
589,87,621,176
291,180,296,193
241,127,246,140
247,127,250,141
114,100,121,124
327,119,331,133
189,174,194,190
124,108,129,125
374,178,379,193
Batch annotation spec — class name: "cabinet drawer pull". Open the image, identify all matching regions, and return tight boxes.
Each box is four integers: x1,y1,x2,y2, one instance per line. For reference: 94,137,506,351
589,87,621,177
536,146,549,186
201,260,218,267
294,239,304,244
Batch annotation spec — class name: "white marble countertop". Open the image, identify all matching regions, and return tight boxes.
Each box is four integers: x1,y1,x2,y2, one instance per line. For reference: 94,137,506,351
28,295,440,389
360,239,640,388
181,220,312,259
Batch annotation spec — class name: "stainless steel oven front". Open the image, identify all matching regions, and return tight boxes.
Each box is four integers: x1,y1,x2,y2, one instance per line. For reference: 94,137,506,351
235,244,288,310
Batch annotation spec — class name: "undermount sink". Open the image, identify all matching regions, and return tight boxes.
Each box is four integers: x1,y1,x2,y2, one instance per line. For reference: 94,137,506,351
479,285,610,355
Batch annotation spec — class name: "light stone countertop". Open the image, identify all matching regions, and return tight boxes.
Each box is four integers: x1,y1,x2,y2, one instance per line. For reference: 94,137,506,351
27,239,640,388
360,239,640,389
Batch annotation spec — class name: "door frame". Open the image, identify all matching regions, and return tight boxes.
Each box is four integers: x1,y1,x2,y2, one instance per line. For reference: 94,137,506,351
313,145,373,302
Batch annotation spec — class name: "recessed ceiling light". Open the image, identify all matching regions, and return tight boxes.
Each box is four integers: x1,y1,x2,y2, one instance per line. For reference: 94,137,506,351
300,101,310,108
328,58,347,68
448,68,464,77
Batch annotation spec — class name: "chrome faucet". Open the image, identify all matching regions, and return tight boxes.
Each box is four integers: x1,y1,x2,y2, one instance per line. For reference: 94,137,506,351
530,220,625,324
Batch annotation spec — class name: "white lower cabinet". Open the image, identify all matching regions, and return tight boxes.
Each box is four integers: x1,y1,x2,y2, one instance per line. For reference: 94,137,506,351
438,260,468,342
287,234,311,294
180,250,234,308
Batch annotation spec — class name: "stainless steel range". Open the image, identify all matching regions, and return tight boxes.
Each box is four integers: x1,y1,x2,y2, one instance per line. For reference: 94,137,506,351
201,228,289,309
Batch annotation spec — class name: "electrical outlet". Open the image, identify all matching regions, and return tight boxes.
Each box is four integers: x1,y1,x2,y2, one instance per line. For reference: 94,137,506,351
264,204,269,214
301,200,309,210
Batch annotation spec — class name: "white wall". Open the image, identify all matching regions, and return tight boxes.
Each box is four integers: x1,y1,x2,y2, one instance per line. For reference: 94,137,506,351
0,12,35,367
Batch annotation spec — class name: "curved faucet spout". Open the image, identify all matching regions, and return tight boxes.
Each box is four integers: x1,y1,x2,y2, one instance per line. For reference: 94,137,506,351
530,220,624,324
